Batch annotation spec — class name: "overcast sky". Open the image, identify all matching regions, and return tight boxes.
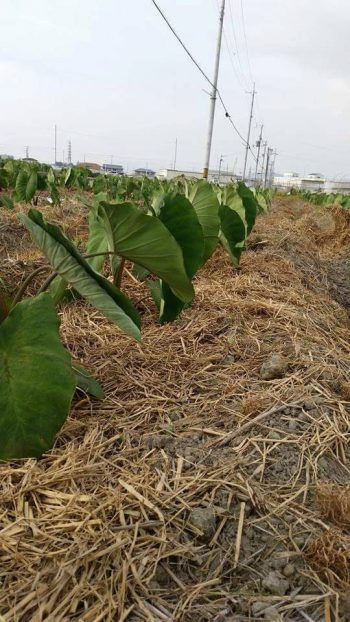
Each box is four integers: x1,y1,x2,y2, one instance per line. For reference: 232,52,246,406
1,0,349,178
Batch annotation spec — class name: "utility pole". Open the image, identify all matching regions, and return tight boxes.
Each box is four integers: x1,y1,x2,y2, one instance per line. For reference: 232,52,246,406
242,83,256,182
254,124,263,184
173,138,178,170
232,156,238,177
260,141,268,183
54,125,57,164
264,147,273,187
203,0,225,179
269,149,278,186
218,155,224,183
25,146,29,159
68,141,72,165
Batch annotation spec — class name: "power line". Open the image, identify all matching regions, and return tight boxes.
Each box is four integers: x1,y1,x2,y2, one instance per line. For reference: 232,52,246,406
151,0,256,160
227,0,251,89
151,0,213,87
222,27,246,90
239,0,254,86
213,0,247,90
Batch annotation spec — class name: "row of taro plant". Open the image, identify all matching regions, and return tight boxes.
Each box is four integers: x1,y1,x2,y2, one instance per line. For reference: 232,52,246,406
295,189,350,210
0,169,269,460
0,158,176,209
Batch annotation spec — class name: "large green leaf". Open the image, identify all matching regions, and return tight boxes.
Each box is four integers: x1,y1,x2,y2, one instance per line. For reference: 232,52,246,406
188,181,220,263
158,193,204,323
19,209,141,340
15,170,28,201
0,168,9,189
26,171,38,202
159,193,204,277
0,293,76,460
99,202,194,303
237,182,258,235
86,207,108,273
219,204,246,267
221,186,246,224
0,195,14,210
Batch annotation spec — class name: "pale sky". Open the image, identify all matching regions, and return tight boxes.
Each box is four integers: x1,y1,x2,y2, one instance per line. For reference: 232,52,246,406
0,0,349,178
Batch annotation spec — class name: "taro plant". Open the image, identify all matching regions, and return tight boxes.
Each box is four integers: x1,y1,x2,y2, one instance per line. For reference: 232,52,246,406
54,180,261,323
0,202,195,460
0,158,61,208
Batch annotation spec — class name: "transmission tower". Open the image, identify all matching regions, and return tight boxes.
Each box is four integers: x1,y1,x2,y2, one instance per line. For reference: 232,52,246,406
25,146,29,158
68,140,72,164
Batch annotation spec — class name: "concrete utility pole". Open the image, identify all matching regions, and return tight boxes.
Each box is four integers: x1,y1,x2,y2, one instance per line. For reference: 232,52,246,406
68,141,72,165
173,138,178,170
54,125,57,164
269,150,278,186
254,124,263,184
203,0,225,179
264,147,273,187
260,141,268,183
218,155,224,183
242,83,256,182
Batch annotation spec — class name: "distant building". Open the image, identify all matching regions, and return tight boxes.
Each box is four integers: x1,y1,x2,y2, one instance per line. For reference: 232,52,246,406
324,180,350,194
0,154,13,160
273,172,325,192
157,168,241,185
134,168,156,177
21,157,39,164
102,163,124,175
77,162,101,172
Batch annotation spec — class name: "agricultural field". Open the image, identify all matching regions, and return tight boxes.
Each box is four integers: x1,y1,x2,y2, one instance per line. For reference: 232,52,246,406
0,162,350,621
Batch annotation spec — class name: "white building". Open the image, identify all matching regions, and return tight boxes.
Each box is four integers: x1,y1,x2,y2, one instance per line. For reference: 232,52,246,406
324,180,350,194
273,172,325,192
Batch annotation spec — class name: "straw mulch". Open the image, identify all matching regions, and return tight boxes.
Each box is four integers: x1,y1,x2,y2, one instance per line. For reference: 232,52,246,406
0,197,350,621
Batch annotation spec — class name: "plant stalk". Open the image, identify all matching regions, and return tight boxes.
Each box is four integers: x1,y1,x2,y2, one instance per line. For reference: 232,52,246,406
115,258,126,289
12,265,50,306
38,251,118,294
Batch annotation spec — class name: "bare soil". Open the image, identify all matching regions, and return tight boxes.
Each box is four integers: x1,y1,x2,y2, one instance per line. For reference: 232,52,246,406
0,196,349,621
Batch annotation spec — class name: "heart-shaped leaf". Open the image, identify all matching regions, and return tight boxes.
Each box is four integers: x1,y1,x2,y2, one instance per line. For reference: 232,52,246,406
19,209,141,340
99,202,194,303
0,294,76,459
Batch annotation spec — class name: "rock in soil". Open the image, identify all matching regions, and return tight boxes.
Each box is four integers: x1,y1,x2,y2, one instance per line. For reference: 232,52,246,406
262,571,290,595
260,354,288,380
263,605,280,620
188,506,216,542
283,563,296,578
251,601,268,616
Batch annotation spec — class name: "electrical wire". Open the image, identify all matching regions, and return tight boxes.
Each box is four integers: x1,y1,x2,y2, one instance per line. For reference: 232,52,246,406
239,0,254,86
150,0,213,87
213,0,247,90
222,27,246,90
150,0,257,161
227,0,251,89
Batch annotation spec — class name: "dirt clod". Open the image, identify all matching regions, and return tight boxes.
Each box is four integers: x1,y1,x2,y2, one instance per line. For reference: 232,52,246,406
188,506,216,542
260,353,289,380
283,563,296,578
262,571,290,596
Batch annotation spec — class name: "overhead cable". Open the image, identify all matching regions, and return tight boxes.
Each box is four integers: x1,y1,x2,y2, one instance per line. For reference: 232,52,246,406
151,0,257,161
